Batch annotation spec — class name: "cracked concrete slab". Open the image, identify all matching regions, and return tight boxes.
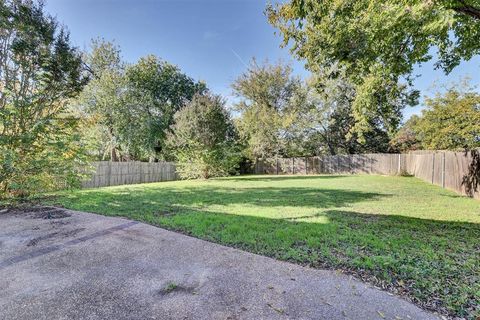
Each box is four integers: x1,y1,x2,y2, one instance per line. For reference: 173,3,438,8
0,208,439,320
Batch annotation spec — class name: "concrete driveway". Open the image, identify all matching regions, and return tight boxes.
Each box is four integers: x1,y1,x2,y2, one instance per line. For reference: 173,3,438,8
0,207,439,320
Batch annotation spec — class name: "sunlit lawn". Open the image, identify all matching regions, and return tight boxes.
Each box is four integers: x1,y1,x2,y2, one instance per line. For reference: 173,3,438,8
52,175,480,318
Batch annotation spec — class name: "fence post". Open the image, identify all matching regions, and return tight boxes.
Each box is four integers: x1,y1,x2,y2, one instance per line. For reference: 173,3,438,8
390,155,393,175
107,161,112,186
431,153,435,184
305,157,308,175
398,154,401,174
442,152,446,188
292,158,295,174
276,157,279,175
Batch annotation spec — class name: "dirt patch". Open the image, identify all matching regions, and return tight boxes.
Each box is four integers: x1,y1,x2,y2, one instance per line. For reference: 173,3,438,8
28,207,71,219
0,206,70,219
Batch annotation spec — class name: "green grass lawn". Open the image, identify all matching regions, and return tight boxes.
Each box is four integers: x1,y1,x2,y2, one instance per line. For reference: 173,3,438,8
51,175,479,318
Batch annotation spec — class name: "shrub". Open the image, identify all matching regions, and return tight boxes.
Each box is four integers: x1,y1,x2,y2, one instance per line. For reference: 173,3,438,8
0,0,89,198
166,93,240,179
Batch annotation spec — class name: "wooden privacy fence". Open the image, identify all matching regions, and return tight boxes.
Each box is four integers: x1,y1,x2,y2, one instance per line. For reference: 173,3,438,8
254,151,479,199
82,161,177,188
255,154,402,176
81,152,478,199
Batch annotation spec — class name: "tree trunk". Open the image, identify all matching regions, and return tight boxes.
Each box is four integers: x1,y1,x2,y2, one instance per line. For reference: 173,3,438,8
111,148,118,162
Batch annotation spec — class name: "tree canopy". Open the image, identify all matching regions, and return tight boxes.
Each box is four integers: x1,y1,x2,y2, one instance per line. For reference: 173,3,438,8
300,64,394,155
232,60,396,159
390,80,480,151
232,60,308,159
125,55,207,159
0,0,88,196
74,40,206,161
74,39,126,161
267,0,480,139
415,86,480,150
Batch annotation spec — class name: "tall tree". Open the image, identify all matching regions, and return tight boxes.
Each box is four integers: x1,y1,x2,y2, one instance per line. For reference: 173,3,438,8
75,42,207,161
0,0,88,196
233,61,393,159
124,55,207,160
166,93,240,179
74,39,126,161
301,64,393,155
232,60,307,159
267,0,479,139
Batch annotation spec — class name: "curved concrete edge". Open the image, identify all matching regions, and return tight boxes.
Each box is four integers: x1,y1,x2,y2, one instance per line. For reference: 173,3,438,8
0,208,441,320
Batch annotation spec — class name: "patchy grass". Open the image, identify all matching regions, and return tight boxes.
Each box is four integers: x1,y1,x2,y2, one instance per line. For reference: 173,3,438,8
51,175,480,319
162,282,178,294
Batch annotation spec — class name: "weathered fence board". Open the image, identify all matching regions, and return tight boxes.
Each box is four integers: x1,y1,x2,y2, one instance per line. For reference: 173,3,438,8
255,151,479,199
82,161,177,188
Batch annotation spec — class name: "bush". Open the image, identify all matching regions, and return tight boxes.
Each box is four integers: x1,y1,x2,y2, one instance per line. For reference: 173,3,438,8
166,93,240,179
0,0,89,198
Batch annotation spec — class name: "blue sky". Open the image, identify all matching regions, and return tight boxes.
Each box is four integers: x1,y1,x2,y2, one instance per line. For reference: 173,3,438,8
46,0,480,121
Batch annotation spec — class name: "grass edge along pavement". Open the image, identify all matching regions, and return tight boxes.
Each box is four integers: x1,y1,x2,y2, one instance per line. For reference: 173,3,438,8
47,174,479,319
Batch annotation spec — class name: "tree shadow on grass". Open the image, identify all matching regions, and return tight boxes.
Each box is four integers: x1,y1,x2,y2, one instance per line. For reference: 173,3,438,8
156,208,479,319
66,186,388,215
